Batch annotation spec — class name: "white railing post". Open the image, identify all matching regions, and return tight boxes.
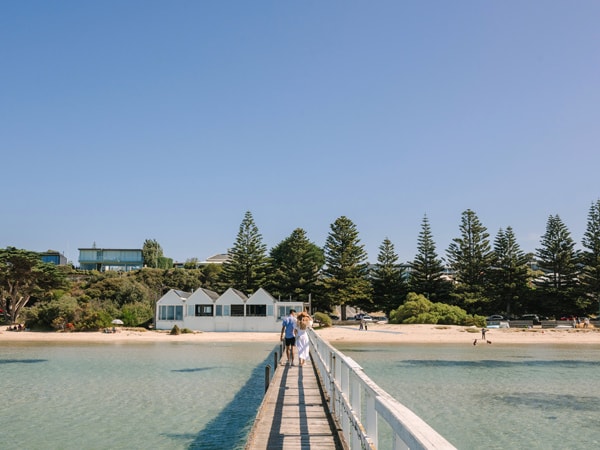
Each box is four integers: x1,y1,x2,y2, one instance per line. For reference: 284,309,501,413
339,359,349,441
307,329,455,450
330,353,336,416
349,371,361,449
365,391,378,448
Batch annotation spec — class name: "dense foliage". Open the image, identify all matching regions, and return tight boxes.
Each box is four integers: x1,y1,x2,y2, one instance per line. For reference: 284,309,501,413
390,293,485,327
142,239,172,269
0,247,66,323
4,199,600,328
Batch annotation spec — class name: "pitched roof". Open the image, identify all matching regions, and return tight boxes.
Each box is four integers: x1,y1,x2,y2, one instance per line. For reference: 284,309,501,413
231,288,248,300
173,290,192,299
198,288,219,301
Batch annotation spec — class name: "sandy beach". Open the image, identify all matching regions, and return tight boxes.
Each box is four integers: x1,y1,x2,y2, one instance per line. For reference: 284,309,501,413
1,323,599,345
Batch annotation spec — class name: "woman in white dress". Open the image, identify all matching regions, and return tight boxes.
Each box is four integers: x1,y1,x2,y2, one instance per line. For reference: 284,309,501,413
295,312,312,366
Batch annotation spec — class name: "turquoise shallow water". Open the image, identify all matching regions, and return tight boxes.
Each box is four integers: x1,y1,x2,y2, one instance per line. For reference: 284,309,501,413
3,339,599,449
0,341,277,450
336,343,600,449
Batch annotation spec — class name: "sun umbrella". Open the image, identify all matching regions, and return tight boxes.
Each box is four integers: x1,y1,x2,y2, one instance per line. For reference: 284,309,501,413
111,319,124,325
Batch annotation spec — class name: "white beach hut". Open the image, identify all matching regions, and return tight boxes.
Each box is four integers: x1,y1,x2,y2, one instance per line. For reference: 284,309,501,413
183,287,220,331
213,288,248,331
156,289,192,330
244,288,277,332
155,287,306,332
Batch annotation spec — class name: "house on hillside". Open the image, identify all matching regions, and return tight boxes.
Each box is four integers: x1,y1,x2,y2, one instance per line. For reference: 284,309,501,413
40,251,68,266
155,287,305,332
199,253,230,265
78,248,143,272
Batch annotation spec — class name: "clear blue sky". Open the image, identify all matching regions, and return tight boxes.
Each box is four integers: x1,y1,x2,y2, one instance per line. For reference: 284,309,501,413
2,1,599,265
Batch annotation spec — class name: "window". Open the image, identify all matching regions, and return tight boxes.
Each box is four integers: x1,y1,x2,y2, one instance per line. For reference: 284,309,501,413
246,304,267,317
159,305,183,320
230,304,244,317
195,304,213,317
279,306,297,319
215,305,230,316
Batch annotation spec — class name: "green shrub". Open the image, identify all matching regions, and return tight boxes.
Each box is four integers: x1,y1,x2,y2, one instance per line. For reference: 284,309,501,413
77,308,113,331
23,295,79,330
170,324,181,335
121,302,154,327
313,312,332,327
390,292,482,326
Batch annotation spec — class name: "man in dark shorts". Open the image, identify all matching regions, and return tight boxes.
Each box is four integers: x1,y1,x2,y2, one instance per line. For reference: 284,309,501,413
280,309,297,366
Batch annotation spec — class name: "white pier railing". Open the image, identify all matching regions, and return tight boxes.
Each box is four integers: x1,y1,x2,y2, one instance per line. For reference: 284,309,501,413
308,328,456,450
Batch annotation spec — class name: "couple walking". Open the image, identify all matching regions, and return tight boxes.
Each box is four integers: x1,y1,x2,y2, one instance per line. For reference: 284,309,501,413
280,309,313,366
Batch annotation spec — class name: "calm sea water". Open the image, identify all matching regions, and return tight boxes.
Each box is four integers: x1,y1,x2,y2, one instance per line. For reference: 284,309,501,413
0,340,277,450
336,342,600,449
3,339,599,450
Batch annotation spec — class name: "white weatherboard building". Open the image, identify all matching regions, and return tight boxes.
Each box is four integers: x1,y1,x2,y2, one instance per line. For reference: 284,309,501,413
155,287,305,332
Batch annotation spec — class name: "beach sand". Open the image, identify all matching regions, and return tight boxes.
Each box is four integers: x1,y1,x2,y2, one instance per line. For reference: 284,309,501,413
1,323,599,345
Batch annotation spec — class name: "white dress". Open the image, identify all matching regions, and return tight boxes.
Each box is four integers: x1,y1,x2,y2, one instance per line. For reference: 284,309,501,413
296,326,310,362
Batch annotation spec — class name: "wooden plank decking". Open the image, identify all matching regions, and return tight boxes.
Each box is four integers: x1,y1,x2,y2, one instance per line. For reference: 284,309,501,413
245,356,345,450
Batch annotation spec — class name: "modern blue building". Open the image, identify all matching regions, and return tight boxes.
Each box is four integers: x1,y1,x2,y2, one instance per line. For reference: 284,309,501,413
78,248,143,272
40,251,68,266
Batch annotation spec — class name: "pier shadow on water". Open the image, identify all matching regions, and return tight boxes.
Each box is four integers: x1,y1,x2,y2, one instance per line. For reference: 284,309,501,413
186,346,277,450
495,392,600,412
0,358,47,364
171,367,216,373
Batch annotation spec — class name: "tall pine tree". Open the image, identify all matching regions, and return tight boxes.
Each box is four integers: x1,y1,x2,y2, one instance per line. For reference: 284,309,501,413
409,215,451,302
581,200,600,315
219,211,268,294
322,216,372,320
535,214,579,315
371,238,406,317
488,227,530,316
268,228,324,302
446,209,493,313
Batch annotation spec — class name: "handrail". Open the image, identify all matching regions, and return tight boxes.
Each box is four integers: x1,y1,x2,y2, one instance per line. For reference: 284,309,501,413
308,328,456,450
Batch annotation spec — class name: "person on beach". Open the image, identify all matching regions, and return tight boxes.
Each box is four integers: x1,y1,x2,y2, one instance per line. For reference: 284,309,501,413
481,328,487,340
280,309,297,366
295,312,313,366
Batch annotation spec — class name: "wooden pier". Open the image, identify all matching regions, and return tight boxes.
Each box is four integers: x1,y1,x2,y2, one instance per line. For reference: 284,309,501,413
245,356,345,450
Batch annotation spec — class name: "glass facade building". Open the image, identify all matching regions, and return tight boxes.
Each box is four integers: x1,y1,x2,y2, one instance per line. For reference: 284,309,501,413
78,248,143,272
